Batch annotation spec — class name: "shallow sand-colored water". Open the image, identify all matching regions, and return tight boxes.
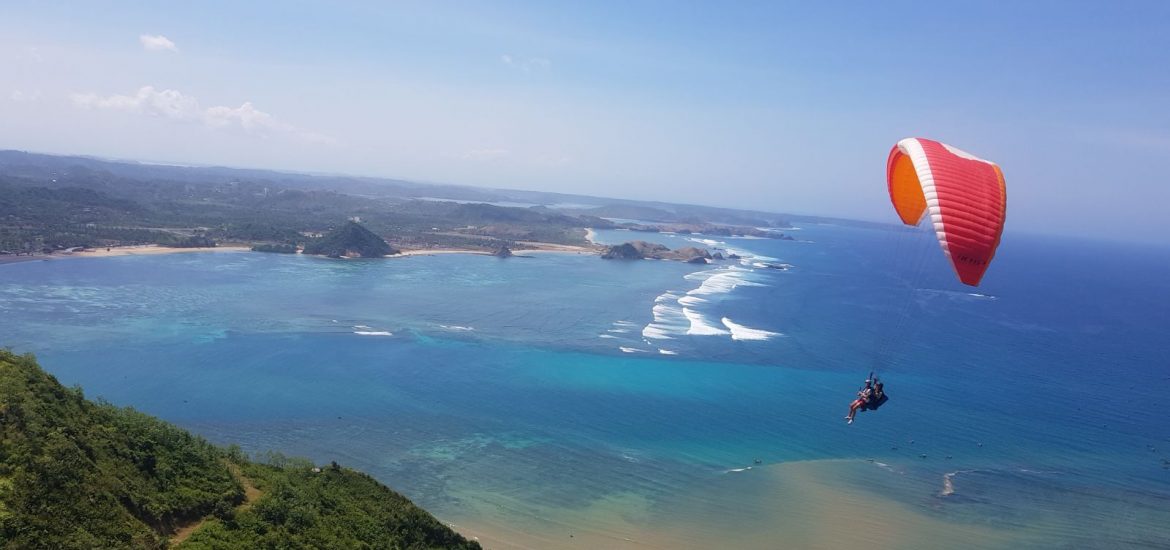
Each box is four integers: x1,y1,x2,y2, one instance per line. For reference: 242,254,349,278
453,459,1018,550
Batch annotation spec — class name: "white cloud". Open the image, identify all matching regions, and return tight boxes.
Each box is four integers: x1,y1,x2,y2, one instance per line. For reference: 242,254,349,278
71,85,334,144
500,54,550,72
139,34,178,52
205,102,336,144
71,86,200,119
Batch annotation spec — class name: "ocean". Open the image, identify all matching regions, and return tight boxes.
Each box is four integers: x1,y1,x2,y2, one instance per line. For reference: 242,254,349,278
2,223,1168,549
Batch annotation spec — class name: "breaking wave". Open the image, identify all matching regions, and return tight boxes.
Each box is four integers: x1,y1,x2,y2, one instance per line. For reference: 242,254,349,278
722,318,782,341
684,308,729,336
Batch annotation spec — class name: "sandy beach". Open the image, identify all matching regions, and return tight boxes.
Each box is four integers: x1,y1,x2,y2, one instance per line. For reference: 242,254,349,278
2,241,594,264
1,245,252,265
71,245,252,258
393,241,598,258
392,248,496,258
517,241,599,254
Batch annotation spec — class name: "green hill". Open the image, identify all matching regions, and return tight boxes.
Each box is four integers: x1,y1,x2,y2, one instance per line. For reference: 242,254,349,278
302,221,398,258
0,350,479,549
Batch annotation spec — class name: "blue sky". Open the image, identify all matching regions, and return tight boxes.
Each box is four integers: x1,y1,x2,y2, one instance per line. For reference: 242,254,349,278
2,1,1168,241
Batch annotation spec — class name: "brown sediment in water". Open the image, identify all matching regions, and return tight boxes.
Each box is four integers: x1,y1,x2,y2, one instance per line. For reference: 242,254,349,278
450,460,1017,550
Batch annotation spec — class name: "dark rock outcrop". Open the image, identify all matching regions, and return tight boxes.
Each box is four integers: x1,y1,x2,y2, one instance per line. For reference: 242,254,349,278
492,245,514,258
303,221,398,258
673,247,711,261
601,241,715,263
601,242,645,260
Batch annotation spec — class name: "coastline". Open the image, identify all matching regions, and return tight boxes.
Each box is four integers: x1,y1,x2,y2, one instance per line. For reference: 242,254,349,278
393,241,599,258
393,249,495,258
2,240,596,265
74,245,253,258
1,245,251,264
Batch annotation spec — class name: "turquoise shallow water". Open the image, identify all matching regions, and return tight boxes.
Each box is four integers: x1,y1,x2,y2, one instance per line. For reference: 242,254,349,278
2,224,1168,548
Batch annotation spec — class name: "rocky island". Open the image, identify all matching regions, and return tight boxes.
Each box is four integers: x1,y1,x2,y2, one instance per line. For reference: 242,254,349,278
301,221,399,258
600,240,714,263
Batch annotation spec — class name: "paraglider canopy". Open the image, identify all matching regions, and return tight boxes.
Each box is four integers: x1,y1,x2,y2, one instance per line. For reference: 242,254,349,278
886,138,1007,286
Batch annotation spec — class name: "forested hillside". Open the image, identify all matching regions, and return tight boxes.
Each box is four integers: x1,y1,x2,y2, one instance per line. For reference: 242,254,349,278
0,350,480,549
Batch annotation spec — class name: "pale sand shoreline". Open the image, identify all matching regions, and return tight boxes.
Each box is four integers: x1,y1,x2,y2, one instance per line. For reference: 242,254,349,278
394,241,598,258
392,249,495,258
448,459,1015,550
1,245,252,264
74,245,253,258
3,241,597,264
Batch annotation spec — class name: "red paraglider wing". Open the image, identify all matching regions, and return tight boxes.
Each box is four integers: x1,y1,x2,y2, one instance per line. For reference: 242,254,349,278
886,138,1006,286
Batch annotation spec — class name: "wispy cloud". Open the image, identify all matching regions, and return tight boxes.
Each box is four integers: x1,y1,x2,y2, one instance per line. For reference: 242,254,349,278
204,102,336,144
462,148,511,161
72,86,199,119
71,86,334,144
500,54,550,72
139,34,178,52
8,90,41,102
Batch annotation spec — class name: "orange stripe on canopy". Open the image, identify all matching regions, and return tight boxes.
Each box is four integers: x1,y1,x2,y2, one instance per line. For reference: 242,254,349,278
886,138,1007,286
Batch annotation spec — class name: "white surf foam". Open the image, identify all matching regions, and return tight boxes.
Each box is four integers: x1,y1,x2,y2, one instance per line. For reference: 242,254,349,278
354,331,393,336
941,471,958,496
599,334,618,339
620,346,649,353
655,291,681,303
440,324,474,331
641,326,673,339
684,308,730,336
724,466,753,473
643,296,690,339
721,318,782,341
687,269,766,298
353,324,372,329
940,470,978,497
658,349,678,355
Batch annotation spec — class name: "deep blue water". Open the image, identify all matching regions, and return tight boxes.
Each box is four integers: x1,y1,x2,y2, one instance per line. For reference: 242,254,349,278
2,224,1168,548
